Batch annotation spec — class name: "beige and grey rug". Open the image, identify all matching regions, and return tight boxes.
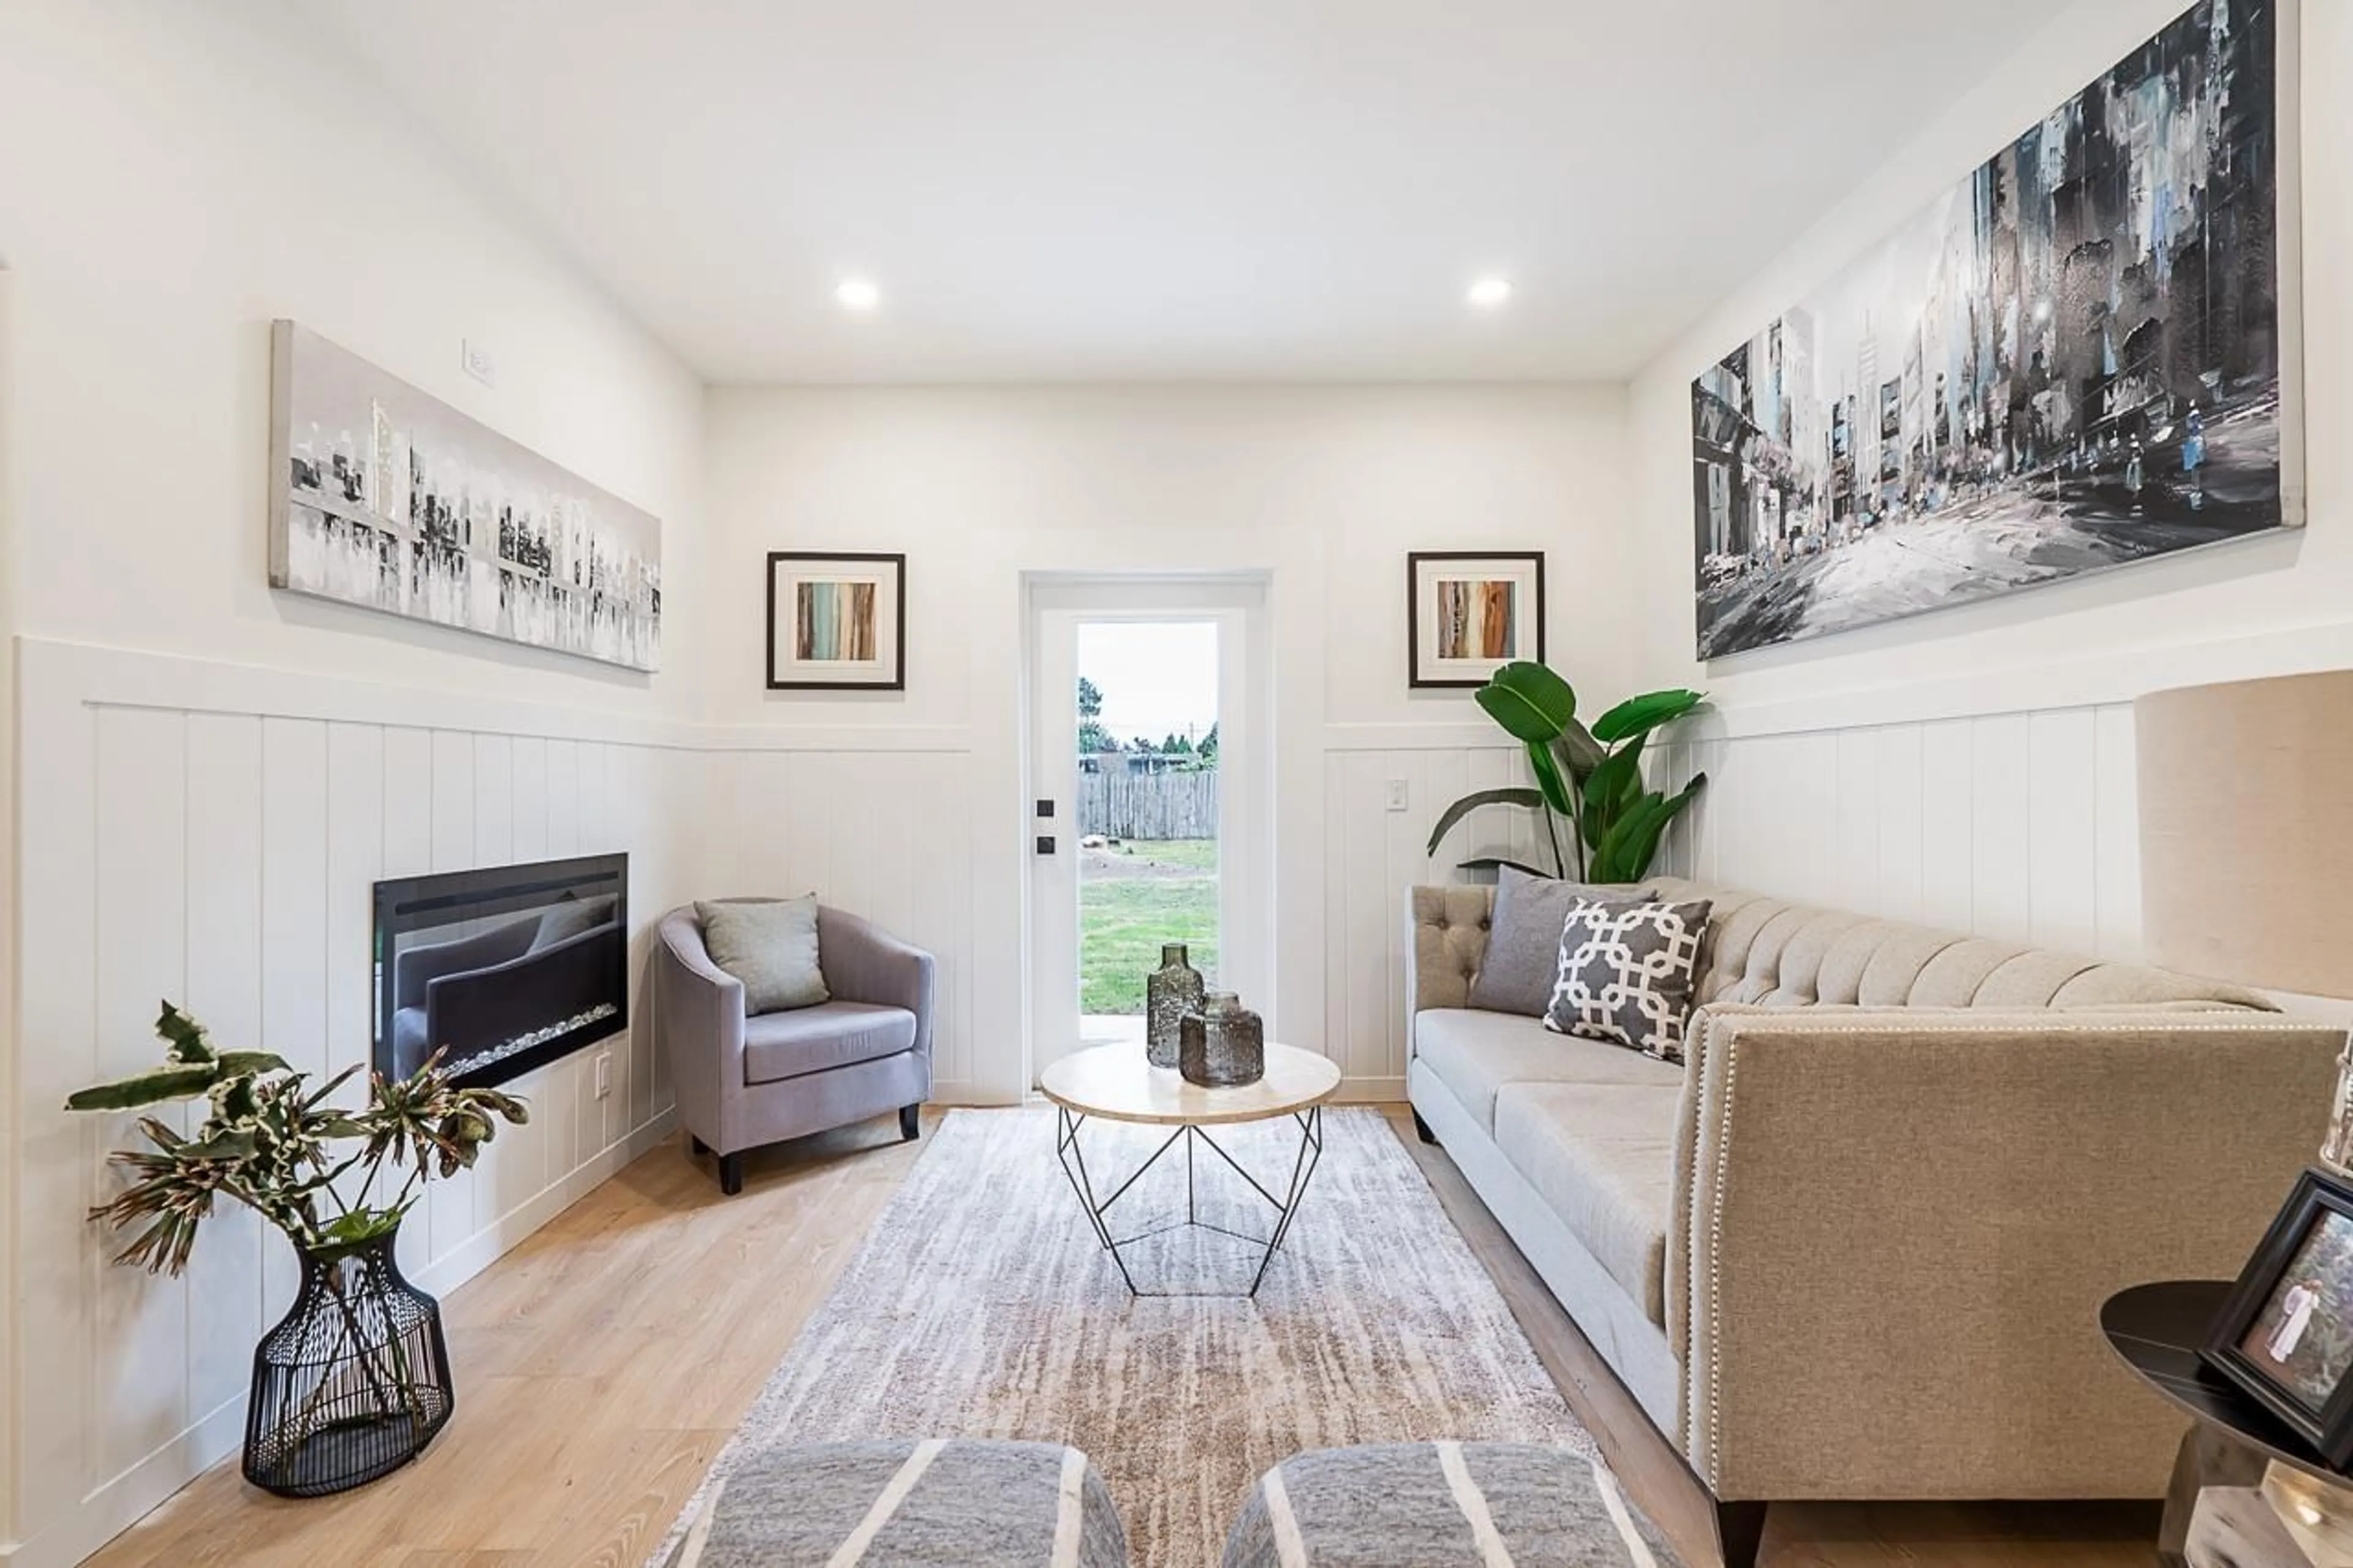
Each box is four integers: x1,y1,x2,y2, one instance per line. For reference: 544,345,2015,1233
656,1107,1596,1567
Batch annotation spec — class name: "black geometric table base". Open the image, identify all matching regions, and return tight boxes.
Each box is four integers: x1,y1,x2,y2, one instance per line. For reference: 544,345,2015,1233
1053,1103,1324,1298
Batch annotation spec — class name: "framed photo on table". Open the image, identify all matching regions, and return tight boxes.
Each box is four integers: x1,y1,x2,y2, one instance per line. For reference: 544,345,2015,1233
2203,1167,2353,1466
766,551,906,691
1407,551,1544,689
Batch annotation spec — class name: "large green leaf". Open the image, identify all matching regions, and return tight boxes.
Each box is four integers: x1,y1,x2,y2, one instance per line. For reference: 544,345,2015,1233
1551,721,1607,783
1590,689,1705,744
1423,787,1545,857
1454,856,1556,878
1473,662,1576,744
1590,772,1708,883
1525,740,1573,818
1579,741,1649,849
65,1065,221,1113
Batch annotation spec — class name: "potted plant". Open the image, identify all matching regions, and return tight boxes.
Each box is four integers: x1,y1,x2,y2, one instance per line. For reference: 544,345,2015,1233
1426,661,1708,883
67,1002,527,1496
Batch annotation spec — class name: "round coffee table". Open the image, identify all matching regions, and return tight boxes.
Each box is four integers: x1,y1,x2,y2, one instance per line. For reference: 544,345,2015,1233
1040,1041,1341,1298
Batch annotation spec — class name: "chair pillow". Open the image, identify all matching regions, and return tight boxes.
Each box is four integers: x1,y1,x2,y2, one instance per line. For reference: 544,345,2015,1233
696,896,829,1014
1544,893,1713,1064
1469,866,1654,1017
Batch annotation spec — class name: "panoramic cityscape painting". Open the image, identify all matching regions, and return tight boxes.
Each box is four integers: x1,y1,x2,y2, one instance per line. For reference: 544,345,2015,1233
1691,0,2298,660
270,322,664,672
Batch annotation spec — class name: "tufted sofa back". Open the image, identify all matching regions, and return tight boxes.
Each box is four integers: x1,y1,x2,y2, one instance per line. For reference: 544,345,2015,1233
1408,877,2274,1020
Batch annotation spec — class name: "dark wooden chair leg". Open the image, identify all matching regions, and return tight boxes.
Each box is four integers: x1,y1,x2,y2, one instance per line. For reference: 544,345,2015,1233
718,1152,745,1196
900,1104,922,1142
689,1134,709,1156
1412,1110,1438,1145
1714,1499,1768,1568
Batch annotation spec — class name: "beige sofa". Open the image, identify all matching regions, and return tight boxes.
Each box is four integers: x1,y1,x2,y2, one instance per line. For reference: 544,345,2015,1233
1406,874,2340,1565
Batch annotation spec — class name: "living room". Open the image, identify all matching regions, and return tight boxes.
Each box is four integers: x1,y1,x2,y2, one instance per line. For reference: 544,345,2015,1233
3,0,2349,1564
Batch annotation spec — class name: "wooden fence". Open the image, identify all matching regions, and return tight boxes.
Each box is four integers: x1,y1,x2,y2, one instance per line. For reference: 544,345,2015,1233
1077,769,1218,839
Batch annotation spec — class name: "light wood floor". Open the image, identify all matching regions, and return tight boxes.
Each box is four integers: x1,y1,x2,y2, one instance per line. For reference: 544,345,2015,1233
89,1107,2161,1567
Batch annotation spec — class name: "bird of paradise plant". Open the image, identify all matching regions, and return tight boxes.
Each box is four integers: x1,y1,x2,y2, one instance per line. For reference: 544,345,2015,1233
1425,662,1708,884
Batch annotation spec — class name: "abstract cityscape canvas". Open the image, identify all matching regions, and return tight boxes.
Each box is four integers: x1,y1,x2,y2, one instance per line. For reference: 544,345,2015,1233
269,322,663,671
1691,0,2300,660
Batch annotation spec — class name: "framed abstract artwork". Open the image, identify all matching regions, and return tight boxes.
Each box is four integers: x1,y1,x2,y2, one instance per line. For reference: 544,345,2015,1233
765,551,907,690
268,320,664,671
1407,551,1545,689
1689,0,2303,661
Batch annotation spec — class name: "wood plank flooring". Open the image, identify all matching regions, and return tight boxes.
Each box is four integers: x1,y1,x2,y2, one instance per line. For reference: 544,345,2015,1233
88,1107,2162,1567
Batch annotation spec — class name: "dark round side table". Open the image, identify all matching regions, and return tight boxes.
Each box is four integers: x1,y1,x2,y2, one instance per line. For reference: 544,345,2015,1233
2102,1279,2353,1566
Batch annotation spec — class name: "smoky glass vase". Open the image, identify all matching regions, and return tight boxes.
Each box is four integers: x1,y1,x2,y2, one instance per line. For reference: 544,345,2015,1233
1181,991,1266,1087
1146,943,1205,1069
243,1224,454,1498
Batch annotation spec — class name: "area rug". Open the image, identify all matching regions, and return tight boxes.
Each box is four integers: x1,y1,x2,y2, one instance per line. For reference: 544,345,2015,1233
651,1107,1599,1567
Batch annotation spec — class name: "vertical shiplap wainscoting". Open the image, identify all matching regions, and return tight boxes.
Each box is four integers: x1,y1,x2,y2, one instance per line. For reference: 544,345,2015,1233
1653,702,2144,961
1323,725,1549,1098
697,737,980,1100
10,640,702,1568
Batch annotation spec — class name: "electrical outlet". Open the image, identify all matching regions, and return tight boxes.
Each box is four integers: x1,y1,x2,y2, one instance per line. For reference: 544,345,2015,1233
1385,779,1411,812
593,1051,612,1099
461,338,497,387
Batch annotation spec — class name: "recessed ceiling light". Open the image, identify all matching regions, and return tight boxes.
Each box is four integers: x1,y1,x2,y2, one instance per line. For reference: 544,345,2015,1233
835,276,882,312
1467,276,1513,309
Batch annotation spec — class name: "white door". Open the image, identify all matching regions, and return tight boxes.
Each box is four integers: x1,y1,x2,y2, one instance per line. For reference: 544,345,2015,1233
1026,578,1270,1088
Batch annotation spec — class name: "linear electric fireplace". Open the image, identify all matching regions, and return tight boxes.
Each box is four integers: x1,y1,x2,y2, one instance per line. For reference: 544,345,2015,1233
372,854,629,1091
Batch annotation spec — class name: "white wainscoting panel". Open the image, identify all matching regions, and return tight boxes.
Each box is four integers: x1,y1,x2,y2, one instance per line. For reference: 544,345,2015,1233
1655,700,2143,961
9,642,693,1568
1322,741,1545,1094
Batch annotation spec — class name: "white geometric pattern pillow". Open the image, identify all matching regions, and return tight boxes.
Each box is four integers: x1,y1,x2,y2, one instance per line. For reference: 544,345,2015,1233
1543,895,1714,1064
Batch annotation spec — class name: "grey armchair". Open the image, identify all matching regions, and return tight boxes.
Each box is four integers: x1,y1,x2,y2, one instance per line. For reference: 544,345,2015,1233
656,902,935,1194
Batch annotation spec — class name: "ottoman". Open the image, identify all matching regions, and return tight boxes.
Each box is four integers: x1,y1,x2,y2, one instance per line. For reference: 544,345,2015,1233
1222,1442,1682,1567
659,1439,1128,1567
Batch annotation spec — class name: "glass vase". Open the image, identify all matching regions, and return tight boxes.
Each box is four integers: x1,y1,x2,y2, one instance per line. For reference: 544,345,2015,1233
242,1221,455,1497
1145,943,1204,1069
1181,991,1266,1087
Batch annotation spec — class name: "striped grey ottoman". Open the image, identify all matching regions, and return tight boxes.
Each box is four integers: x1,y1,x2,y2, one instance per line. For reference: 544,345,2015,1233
660,1439,1127,1567
1222,1442,1681,1567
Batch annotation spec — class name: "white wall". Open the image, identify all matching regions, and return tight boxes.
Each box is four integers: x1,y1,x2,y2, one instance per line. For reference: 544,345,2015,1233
702,385,1628,1099
0,4,711,1563
1626,0,2353,942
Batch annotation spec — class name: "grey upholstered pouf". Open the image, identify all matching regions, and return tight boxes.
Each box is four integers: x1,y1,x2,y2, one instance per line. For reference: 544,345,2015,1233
1222,1442,1681,1567
661,1439,1127,1567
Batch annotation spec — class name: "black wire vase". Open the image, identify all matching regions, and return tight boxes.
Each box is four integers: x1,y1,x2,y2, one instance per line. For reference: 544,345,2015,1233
243,1223,455,1498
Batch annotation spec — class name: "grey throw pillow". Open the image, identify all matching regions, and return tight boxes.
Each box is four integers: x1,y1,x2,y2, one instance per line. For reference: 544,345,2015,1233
1544,895,1714,1063
1469,867,1654,1017
536,893,616,949
696,896,828,1014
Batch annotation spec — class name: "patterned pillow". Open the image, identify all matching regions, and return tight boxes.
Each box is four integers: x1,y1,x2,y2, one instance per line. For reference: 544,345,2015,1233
1544,895,1714,1062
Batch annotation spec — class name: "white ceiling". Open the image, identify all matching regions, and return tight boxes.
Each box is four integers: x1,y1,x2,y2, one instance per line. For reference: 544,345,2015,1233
309,0,2054,385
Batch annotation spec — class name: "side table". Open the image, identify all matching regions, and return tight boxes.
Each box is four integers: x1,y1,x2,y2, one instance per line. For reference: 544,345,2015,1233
2103,1279,2353,1567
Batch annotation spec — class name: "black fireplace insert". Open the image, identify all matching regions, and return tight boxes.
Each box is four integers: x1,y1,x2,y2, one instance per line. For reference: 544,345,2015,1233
372,854,628,1091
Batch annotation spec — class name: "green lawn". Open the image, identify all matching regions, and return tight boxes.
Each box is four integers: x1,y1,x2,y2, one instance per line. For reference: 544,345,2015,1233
1080,839,1218,1014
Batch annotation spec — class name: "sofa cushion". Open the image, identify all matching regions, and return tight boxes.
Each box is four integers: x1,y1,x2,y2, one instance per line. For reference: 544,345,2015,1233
743,1000,915,1085
1543,895,1713,1062
1415,1008,1681,1134
1470,868,1650,1018
699,895,830,1014
1493,1081,1678,1325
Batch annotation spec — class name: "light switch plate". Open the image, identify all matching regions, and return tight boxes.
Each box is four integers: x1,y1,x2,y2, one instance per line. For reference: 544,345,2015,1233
462,338,497,387
1385,779,1410,812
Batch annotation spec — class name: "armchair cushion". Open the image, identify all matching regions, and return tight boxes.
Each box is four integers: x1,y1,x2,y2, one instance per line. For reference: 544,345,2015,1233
743,1000,917,1085
697,895,829,1014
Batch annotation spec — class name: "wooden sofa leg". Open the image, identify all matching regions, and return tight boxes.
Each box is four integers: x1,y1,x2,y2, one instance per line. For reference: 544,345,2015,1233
718,1152,745,1196
1714,1499,1768,1568
1412,1110,1438,1145
900,1104,922,1142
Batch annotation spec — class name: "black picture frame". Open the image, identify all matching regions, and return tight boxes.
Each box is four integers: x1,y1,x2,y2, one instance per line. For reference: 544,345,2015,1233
765,551,907,691
2203,1167,2353,1466
1406,550,1547,689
